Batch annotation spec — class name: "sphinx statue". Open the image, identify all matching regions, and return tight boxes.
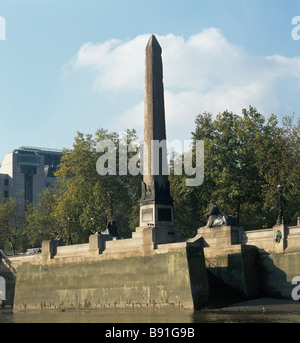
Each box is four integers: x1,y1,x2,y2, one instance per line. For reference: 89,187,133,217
204,205,238,228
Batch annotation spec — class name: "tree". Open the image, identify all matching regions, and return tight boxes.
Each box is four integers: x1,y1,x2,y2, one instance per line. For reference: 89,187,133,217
24,184,65,246
255,114,300,225
22,110,299,246
51,128,141,243
170,106,299,234
0,196,25,254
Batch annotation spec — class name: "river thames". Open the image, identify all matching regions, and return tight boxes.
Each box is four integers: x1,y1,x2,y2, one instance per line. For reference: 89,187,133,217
1,298,300,323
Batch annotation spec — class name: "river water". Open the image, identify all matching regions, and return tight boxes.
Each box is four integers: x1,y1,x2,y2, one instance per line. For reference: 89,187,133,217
1,298,300,323
0,310,299,323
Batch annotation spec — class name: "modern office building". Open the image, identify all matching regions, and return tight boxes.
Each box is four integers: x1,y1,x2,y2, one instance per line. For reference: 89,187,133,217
0,146,63,203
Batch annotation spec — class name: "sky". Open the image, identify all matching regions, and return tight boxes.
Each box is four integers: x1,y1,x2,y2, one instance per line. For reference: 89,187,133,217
0,0,300,161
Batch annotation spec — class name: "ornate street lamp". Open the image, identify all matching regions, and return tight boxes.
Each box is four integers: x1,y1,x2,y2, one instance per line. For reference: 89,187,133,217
276,184,285,225
67,217,72,245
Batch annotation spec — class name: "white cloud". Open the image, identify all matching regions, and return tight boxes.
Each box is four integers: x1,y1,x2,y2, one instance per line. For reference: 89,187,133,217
68,29,300,139
71,34,149,91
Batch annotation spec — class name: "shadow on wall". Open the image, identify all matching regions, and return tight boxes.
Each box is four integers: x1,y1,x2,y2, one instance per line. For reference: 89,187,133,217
204,245,262,301
258,250,295,299
205,271,245,308
203,246,297,305
0,251,16,308
186,246,209,310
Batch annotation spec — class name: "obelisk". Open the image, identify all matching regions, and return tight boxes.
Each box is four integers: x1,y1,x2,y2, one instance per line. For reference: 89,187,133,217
143,34,169,190
139,35,181,243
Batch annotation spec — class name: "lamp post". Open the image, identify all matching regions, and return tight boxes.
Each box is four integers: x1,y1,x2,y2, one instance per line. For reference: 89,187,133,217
276,184,285,225
90,217,97,234
67,217,72,245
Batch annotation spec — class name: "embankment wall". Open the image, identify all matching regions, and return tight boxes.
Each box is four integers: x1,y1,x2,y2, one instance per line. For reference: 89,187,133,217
1,224,300,311
3,240,209,311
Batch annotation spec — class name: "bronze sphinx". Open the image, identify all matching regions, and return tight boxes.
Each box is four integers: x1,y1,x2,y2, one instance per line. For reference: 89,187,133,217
205,205,238,228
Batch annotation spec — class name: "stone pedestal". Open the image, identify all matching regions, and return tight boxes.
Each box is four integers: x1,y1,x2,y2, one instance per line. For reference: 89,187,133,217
88,233,113,257
41,240,64,263
192,225,244,249
135,224,182,246
139,203,175,227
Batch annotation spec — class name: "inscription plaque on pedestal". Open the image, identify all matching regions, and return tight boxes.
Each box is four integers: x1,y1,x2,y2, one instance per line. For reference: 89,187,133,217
142,208,153,222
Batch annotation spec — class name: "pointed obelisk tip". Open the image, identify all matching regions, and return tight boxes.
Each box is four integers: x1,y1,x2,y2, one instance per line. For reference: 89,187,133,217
146,34,161,52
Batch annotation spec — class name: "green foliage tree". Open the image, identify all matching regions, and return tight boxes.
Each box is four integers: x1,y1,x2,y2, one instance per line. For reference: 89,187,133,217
0,195,25,254
24,184,65,246
12,108,298,248
170,106,299,236
24,128,142,246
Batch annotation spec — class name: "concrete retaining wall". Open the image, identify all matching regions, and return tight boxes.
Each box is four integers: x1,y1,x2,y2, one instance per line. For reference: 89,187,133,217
2,224,300,311
259,251,300,298
204,245,261,299
189,224,300,301
242,228,273,252
12,245,209,311
242,225,300,253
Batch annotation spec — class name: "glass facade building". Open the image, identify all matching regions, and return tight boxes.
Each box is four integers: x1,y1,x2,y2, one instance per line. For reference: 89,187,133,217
0,146,63,202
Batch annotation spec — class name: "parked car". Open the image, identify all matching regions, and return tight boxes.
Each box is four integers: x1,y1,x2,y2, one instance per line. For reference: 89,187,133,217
26,248,42,255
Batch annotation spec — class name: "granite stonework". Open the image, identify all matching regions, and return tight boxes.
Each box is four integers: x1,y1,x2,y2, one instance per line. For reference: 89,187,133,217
2,221,300,311
9,236,208,311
